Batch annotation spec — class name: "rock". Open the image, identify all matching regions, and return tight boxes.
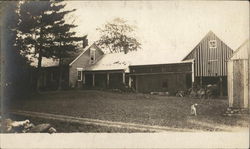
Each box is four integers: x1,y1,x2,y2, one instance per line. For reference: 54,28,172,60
29,124,52,133
48,127,57,134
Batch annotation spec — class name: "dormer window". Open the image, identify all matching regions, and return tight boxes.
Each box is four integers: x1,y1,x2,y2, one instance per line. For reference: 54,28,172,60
90,48,96,64
209,40,217,49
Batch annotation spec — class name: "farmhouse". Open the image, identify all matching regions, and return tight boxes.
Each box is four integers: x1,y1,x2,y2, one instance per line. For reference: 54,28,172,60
38,31,234,95
227,40,249,109
36,44,88,90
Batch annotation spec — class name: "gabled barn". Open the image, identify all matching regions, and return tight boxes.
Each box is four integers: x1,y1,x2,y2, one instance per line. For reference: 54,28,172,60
182,31,234,96
227,40,249,109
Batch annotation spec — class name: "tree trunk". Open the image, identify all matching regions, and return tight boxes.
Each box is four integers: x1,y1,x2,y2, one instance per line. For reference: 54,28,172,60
36,51,42,92
36,27,44,92
57,57,63,90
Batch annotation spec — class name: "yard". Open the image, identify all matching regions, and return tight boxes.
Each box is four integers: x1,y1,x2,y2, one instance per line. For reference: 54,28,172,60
5,90,249,132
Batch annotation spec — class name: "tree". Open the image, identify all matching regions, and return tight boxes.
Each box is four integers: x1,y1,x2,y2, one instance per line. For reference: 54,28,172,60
96,18,141,54
16,1,86,91
47,18,88,90
1,1,33,103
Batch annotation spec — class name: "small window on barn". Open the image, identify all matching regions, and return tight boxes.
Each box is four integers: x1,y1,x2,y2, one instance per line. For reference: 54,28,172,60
209,40,217,49
77,68,83,81
90,48,96,64
162,79,168,89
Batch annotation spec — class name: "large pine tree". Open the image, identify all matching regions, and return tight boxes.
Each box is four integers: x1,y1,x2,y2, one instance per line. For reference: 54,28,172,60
17,1,87,91
1,1,32,102
47,13,88,90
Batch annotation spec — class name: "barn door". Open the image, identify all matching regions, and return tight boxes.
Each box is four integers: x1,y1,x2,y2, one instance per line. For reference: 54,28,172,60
233,60,244,108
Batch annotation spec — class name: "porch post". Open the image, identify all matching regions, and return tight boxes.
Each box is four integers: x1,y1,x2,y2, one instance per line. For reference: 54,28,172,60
219,77,223,97
128,75,132,88
82,71,85,84
192,60,195,87
200,76,202,87
107,73,110,87
92,73,95,87
122,72,126,84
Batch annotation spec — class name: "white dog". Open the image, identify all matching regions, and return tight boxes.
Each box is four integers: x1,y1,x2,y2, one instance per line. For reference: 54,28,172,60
190,103,198,116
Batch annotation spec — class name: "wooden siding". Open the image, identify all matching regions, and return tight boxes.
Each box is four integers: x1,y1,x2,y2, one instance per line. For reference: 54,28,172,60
130,63,192,75
69,44,104,88
135,73,190,94
228,40,249,109
129,63,192,93
183,31,233,77
228,59,248,108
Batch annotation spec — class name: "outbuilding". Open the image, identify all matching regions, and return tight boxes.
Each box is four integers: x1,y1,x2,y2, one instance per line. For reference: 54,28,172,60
227,40,249,109
129,61,193,94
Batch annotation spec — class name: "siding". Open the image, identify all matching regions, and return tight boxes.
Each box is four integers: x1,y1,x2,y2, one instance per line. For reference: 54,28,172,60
228,40,249,109
130,62,192,94
69,44,104,88
136,73,190,94
183,31,233,77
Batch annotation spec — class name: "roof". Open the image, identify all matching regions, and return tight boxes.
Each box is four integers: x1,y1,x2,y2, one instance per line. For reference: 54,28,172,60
85,49,186,72
69,43,104,66
30,47,86,68
229,39,249,60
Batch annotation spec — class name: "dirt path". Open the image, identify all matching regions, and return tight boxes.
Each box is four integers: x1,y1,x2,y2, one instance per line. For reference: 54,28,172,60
11,110,196,132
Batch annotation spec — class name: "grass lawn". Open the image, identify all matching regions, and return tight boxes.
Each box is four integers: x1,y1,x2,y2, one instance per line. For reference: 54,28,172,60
6,90,249,132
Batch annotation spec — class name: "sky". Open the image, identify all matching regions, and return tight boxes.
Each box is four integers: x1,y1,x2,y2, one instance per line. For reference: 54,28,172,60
64,1,249,62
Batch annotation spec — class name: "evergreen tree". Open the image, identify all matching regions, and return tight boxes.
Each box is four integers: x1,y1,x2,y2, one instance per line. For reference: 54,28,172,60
47,16,88,90
1,1,32,102
17,1,87,91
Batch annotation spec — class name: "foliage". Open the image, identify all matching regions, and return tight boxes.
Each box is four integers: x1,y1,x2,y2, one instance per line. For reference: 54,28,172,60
96,18,141,54
16,1,87,90
1,1,34,100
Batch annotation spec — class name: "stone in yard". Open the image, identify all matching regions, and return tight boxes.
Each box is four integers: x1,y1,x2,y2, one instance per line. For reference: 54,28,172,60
48,127,57,134
29,124,52,133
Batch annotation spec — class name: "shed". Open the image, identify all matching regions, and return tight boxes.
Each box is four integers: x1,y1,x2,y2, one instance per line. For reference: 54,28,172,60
129,61,193,94
227,40,249,109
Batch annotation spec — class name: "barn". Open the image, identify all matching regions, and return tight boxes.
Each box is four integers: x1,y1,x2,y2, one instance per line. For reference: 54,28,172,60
182,31,233,96
227,40,249,109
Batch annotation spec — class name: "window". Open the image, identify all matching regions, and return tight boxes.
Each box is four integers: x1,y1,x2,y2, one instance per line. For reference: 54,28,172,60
90,48,96,64
77,68,83,81
209,40,217,49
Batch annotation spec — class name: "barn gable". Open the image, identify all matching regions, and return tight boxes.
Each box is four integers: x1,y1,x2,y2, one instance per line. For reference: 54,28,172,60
182,31,233,77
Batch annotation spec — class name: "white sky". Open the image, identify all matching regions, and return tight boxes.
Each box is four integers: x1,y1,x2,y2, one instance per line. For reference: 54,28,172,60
64,1,249,61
